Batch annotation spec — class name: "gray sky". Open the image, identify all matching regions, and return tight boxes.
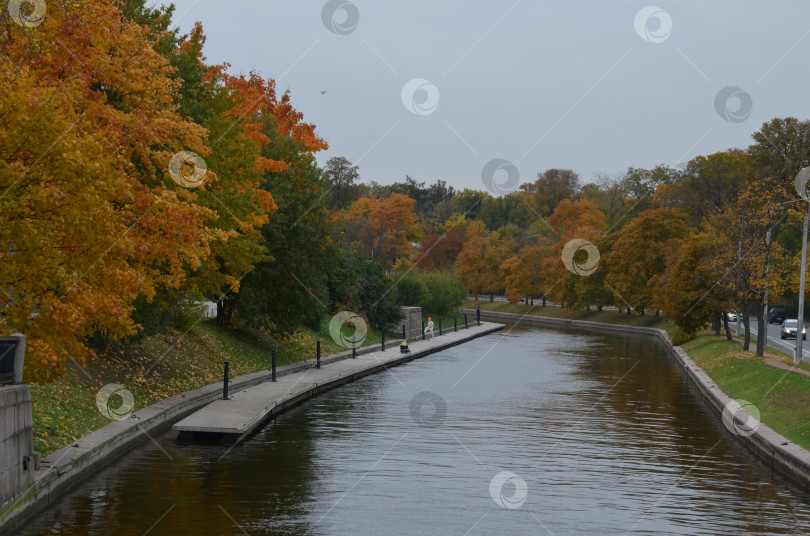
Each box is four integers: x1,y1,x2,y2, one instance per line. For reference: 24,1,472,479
167,1,810,192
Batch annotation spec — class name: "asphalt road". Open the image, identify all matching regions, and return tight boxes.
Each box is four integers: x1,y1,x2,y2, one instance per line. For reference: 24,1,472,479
733,319,810,359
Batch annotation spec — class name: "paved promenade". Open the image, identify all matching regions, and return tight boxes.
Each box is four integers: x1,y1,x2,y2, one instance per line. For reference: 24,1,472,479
173,321,503,436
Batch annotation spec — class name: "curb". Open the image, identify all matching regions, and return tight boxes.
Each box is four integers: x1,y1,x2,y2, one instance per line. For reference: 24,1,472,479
0,323,503,534
461,308,810,491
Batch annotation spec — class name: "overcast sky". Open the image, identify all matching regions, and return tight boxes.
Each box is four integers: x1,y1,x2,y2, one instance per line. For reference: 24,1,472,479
166,0,810,192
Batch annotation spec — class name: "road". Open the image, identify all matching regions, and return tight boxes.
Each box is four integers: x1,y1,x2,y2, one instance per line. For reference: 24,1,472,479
733,319,810,360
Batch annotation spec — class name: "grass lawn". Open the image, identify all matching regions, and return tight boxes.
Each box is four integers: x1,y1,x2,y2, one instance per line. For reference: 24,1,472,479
461,300,677,335
30,318,397,456
682,335,810,450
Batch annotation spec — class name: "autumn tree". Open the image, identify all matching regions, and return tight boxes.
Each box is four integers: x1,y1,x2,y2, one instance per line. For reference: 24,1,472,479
225,74,330,332
547,199,607,236
658,150,751,224
0,0,222,380
571,233,618,311
708,183,798,355
341,194,421,269
663,233,735,337
521,168,581,217
749,117,810,201
500,240,550,303
583,173,633,229
127,20,280,331
532,199,608,308
454,221,508,298
413,219,469,271
604,209,691,315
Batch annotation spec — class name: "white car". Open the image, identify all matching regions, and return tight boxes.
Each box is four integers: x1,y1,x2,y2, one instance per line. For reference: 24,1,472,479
726,312,737,322
781,319,807,340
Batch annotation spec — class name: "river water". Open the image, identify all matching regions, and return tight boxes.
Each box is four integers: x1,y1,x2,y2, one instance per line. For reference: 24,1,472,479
19,324,810,535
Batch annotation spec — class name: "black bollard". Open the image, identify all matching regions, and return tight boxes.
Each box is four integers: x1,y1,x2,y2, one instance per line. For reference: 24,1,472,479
271,349,277,382
454,318,457,332
465,314,468,329
381,331,385,351
476,306,481,326
402,324,406,340
422,320,425,340
223,361,229,400
316,340,321,369
439,319,442,336
352,334,357,359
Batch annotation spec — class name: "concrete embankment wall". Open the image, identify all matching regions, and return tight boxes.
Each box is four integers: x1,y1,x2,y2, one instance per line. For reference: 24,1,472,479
0,386,35,515
461,308,810,491
0,322,502,534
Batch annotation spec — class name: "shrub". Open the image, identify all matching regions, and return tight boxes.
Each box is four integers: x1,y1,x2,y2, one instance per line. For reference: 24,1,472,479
671,327,696,346
391,268,466,316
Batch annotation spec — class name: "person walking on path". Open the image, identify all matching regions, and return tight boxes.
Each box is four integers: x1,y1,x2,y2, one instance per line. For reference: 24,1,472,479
424,317,435,339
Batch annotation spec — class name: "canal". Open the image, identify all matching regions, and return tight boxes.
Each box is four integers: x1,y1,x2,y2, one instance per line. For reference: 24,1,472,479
19,324,810,535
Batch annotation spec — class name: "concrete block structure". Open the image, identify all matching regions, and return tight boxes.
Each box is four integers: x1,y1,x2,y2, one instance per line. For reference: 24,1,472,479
397,306,423,340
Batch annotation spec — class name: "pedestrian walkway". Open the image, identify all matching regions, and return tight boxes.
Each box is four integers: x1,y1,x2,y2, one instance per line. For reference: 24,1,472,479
764,358,810,378
172,321,503,436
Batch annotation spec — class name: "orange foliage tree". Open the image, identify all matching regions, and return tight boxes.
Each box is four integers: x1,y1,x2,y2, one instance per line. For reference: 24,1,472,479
540,200,607,307
341,194,421,268
454,221,509,298
603,208,691,315
0,1,321,380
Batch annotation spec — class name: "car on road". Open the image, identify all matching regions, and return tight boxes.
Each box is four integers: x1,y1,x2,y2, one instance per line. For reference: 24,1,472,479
769,307,787,324
726,312,738,322
780,319,806,340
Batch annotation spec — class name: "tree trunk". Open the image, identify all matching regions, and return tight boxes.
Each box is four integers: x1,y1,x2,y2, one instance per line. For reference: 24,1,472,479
756,308,766,357
626,307,631,315
722,312,732,341
216,298,225,323
713,314,721,335
542,296,546,307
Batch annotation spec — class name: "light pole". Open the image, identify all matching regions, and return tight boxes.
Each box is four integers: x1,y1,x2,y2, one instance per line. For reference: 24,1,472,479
794,166,810,365
736,240,742,337
764,228,771,340
795,209,809,365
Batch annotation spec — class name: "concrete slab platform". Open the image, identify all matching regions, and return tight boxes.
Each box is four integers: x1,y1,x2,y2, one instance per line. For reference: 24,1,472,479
173,322,503,436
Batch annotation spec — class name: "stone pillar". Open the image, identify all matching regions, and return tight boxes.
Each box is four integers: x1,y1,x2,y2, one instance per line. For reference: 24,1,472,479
398,307,422,340
10,334,25,385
